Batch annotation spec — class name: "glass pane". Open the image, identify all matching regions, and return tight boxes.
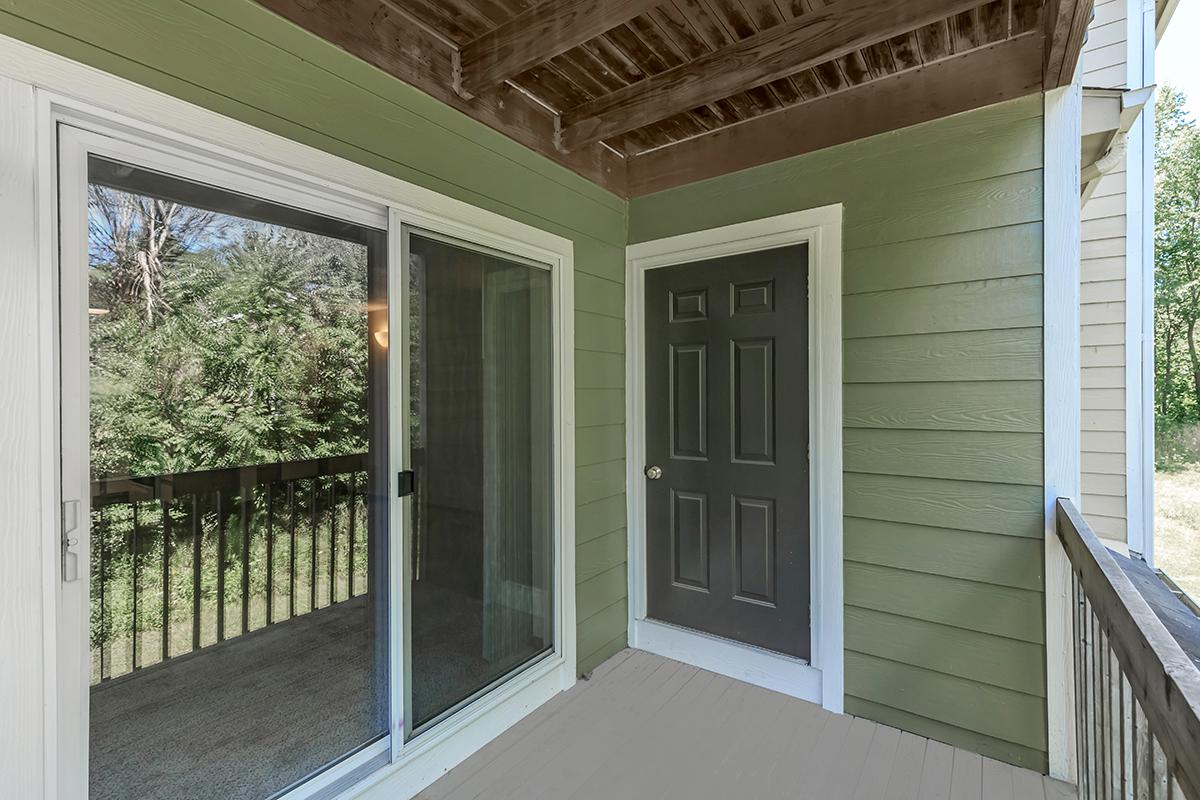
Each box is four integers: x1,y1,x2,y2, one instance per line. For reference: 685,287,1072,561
86,157,389,800
408,231,554,731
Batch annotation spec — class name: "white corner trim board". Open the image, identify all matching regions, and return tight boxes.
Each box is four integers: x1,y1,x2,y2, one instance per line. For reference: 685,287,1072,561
624,205,845,713
1044,75,1083,784
0,32,577,800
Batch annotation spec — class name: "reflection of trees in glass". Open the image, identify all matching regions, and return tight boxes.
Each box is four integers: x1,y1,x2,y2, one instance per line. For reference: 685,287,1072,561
88,187,369,479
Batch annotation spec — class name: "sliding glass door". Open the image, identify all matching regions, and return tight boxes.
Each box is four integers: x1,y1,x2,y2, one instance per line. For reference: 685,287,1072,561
57,123,562,800
405,230,555,734
70,148,391,800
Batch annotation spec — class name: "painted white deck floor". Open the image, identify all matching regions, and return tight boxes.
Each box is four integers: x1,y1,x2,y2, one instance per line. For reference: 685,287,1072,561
417,649,1075,800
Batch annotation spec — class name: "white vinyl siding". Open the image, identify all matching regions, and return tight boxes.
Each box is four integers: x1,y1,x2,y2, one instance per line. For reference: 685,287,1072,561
1082,0,1129,87
1081,164,1129,544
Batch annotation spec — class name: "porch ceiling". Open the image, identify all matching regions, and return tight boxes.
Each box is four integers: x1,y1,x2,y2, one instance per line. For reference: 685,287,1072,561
255,0,1093,197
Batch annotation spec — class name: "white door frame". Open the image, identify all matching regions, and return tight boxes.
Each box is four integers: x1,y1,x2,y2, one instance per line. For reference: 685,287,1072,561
6,33,576,800
624,206,844,712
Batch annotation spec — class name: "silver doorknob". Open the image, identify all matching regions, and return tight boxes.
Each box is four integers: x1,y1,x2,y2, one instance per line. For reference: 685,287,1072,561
644,465,663,480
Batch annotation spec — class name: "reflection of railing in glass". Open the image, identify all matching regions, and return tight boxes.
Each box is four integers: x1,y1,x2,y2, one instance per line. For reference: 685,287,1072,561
89,454,368,684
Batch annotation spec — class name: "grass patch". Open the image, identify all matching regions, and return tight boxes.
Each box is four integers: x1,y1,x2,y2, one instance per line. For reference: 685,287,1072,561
1155,420,1200,601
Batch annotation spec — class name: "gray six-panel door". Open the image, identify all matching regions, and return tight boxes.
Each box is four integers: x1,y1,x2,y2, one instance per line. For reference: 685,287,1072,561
644,244,810,659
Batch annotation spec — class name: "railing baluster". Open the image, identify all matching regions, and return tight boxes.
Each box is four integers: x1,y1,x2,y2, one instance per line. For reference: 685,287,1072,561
288,481,297,619
161,499,171,662
266,483,274,626
241,485,251,635
1057,499,1200,800
329,478,336,606
310,479,318,612
217,491,226,643
192,494,201,652
89,455,368,685
348,474,356,597
131,502,140,671
99,506,108,681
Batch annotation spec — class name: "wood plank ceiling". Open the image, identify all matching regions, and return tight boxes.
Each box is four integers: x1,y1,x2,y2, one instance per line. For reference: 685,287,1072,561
255,0,1093,197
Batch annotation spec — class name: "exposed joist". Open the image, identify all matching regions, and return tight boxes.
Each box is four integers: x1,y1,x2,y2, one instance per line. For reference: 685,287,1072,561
625,32,1043,197
1043,0,1095,88
454,0,665,98
557,0,988,151
253,0,626,195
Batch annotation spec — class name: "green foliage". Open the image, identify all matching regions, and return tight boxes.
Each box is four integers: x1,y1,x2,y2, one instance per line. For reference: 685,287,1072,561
89,215,369,479
1155,85,1200,423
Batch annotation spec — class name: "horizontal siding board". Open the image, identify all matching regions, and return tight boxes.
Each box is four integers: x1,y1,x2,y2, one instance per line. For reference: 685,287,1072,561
844,697,1048,772
1081,255,1125,282
575,310,624,353
576,494,628,545
1082,409,1124,431
576,563,628,620
845,606,1046,696
843,328,1041,383
1082,471,1126,495
576,389,624,427
843,223,1042,294
843,429,1042,485
843,171,1042,250
1080,278,1124,304
1081,492,1126,518
575,529,627,584
574,272,625,318
1082,366,1125,388
576,424,626,466
576,459,625,505
844,473,1043,537
1082,430,1125,452
844,517,1044,590
575,350,625,390
844,276,1042,339
1083,451,1126,474
1081,343,1124,366
1081,323,1125,347
844,381,1041,433
576,598,628,662
845,561,1045,643
844,651,1047,751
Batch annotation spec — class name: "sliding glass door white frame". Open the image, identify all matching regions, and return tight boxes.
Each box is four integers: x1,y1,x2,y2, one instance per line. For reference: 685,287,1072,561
24,37,576,800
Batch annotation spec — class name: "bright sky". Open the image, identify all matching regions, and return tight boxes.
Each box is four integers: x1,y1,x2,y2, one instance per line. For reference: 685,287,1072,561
1158,0,1200,119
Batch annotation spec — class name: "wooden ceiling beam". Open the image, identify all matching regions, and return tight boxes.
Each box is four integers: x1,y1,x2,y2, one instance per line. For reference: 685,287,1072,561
557,0,989,151
455,0,665,98
1044,0,1096,88
253,0,626,196
625,32,1043,197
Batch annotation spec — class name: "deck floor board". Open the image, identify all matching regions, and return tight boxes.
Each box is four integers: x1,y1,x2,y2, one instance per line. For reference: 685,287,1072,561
417,649,1075,800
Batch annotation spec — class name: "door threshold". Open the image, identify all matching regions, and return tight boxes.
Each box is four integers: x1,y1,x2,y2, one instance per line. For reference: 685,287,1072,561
630,618,823,704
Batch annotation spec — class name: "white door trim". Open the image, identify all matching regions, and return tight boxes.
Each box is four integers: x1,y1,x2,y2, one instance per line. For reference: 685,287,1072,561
3,32,576,800
624,206,844,712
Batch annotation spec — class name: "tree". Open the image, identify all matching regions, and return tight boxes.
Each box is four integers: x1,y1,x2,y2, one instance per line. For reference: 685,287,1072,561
88,184,228,322
1155,85,1200,422
88,188,370,479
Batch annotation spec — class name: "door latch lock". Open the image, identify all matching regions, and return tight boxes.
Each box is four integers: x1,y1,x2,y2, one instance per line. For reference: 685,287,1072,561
644,465,663,480
61,499,81,583
398,469,417,497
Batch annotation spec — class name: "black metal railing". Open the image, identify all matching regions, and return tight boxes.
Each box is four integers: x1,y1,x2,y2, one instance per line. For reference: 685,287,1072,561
1056,499,1200,800
90,454,369,684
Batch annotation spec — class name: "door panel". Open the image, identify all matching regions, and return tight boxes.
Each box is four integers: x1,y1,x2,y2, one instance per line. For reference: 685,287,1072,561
644,245,810,659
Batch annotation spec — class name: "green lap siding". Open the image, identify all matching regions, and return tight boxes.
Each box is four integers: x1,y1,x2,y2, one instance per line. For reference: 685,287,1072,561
629,95,1048,770
4,1,1052,770
0,0,629,675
